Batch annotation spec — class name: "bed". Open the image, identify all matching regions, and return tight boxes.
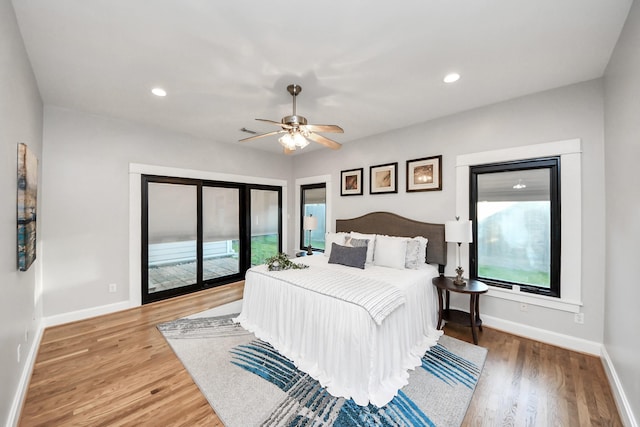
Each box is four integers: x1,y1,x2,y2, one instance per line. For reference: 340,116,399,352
234,212,447,407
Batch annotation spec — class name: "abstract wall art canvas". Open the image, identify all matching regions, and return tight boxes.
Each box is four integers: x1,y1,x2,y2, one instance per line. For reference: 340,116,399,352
17,143,38,271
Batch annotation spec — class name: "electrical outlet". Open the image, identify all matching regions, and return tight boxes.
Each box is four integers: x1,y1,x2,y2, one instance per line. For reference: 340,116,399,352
108,283,117,293
17,344,21,363
574,313,584,324
519,303,528,312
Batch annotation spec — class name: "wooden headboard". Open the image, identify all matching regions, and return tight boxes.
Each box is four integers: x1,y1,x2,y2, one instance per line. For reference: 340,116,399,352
335,212,447,272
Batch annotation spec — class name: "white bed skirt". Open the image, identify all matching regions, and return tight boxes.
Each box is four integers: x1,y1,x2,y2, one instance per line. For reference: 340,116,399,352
234,257,443,407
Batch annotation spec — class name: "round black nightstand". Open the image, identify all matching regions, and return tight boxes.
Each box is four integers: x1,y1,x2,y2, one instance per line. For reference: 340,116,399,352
295,250,321,257
432,276,489,344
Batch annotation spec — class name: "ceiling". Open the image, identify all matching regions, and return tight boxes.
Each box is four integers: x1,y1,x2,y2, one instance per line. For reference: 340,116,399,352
12,0,632,154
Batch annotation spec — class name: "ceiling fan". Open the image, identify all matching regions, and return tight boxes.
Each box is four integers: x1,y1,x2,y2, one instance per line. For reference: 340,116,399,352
239,84,343,154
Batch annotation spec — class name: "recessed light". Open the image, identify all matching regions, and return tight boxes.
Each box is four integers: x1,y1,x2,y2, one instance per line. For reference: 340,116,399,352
151,87,167,97
443,73,460,83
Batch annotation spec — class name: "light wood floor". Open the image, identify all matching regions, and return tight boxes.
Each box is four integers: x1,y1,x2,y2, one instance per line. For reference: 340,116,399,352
20,283,622,426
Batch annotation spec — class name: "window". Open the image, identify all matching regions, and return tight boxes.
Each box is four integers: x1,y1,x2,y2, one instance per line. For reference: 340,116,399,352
141,175,281,304
470,158,560,297
300,183,326,252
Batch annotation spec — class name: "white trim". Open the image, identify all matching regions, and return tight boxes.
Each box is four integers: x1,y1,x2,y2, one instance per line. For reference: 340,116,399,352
129,163,287,187
44,301,133,327
7,320,45,427
486,287,582,313
129,174,142,307
294,174,332,252
479,313,602,355
601,346,639,427
456,138,582,166
455,138,583,311
129,163,288,310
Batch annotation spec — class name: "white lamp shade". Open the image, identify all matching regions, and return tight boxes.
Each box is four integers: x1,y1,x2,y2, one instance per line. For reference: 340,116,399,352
303,216,318,231
445,220,473,243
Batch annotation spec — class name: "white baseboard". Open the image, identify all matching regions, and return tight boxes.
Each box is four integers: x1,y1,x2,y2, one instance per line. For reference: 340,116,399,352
601,346,638,427
475,313,638,424
479,313,602,355
8,301,133,426
44,300,133,327
8,319,44,427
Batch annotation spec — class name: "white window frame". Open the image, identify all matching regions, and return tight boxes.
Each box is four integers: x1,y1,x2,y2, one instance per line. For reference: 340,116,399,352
455,139,582,313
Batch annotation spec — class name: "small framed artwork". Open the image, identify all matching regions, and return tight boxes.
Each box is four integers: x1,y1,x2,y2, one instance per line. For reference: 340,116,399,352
406,155,442,192
369,162,398,194
341,168,364,196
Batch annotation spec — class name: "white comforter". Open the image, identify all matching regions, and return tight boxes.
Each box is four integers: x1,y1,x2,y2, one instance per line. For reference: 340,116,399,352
234,256,443,407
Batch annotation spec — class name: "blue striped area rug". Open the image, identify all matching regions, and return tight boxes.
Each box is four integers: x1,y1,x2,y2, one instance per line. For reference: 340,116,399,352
158,313,486,427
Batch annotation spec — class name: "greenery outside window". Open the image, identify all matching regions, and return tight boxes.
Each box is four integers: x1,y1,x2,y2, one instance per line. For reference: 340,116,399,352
470,157,561,297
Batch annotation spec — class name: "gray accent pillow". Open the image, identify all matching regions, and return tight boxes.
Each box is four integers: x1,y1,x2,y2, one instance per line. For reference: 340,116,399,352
405,239,422,269
328,243,367,269
344,236,370,248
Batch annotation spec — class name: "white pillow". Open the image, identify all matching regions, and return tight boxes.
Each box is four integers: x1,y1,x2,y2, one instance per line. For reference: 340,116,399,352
349,232,376,264
324,232,349,257
374,235,409,269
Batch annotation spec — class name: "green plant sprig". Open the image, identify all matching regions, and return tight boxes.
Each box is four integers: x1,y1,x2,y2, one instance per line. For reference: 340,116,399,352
265,253,309,271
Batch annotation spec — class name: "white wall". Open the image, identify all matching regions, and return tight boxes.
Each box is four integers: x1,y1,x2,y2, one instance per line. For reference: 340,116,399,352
41,106,293,318
604,0,640,424
293,79,607,346
0,0,44,424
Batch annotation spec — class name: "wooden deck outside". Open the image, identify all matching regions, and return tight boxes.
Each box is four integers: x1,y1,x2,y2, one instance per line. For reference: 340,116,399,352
148,257,239,293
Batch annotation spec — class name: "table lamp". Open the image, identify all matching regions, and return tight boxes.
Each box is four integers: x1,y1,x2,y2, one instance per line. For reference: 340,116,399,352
303,215,318,255
445,217,473,285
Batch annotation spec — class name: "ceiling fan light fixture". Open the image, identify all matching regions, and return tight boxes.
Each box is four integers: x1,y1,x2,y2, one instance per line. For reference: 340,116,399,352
239,84,343,153
513,179,527,189
278,131,309,150
293,132,309,148
278,133,296,150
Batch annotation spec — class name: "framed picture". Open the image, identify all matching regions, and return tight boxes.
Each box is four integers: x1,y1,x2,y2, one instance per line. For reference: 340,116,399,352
17,143,38,271
341,168,363,196
369,162,398,194
406,155,442,192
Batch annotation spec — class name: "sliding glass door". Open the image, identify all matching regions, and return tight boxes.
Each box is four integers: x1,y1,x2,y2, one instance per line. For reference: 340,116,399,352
249,188,281,266
146,180,198,296
202,186,241,281
142,176,281,304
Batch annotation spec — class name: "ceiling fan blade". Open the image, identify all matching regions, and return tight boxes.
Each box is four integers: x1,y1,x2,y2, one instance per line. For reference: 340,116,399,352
284,147,295,155
238,130,284,142
306,132,342,150
303,124,344,134
255,118,293,129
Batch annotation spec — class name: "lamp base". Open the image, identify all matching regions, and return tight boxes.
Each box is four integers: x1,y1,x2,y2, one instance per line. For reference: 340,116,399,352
453,266,466,286
306,229,313,255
